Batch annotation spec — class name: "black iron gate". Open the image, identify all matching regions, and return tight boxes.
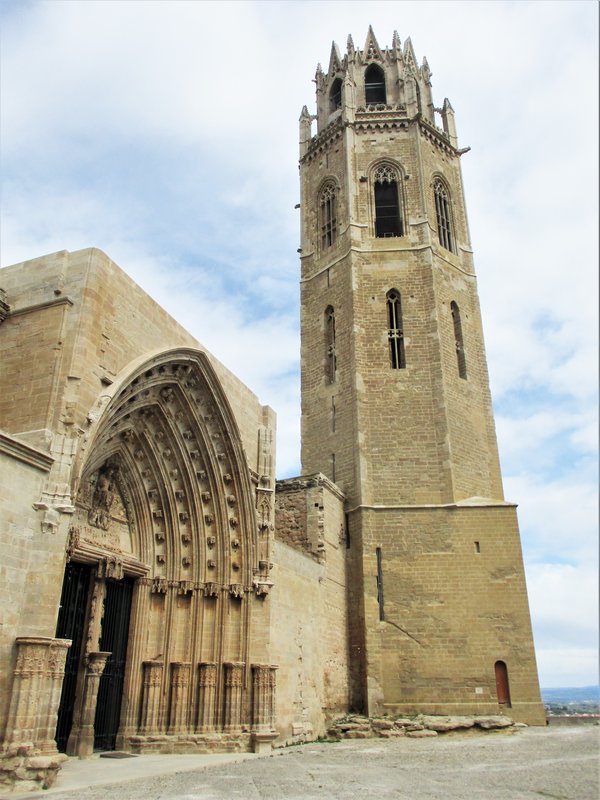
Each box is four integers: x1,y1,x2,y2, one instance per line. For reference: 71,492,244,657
93,577,133,751
55,562,91,752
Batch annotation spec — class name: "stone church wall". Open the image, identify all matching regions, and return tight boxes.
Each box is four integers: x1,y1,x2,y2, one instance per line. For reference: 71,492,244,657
272,475,350,742
0,248,273,473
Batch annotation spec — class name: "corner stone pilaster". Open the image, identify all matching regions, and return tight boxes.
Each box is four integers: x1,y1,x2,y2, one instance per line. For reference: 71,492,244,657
0,637,71,791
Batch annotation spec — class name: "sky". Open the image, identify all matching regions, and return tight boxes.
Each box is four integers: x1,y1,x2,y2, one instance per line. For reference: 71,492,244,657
0,0,597,690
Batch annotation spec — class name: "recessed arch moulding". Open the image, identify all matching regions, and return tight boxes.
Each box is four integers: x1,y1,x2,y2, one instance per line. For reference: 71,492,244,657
66,347,277,753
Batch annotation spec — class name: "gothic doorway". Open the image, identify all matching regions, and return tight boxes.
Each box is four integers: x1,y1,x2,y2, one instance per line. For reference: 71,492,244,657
55,562,91,753
94,577,134,751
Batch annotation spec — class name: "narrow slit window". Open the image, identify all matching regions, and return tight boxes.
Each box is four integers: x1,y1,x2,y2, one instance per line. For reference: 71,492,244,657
376,547,385,621
387,290,406,369
450,301,467,379
325,305,337,383
329,78,342,112
365,64,386,105
374,164,403,238
320,183,337,249
433,178,454,252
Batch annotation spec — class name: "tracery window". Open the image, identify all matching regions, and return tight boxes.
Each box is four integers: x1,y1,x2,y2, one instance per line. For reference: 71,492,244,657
387,290,406,369
433,178,454,252
374,164,403,238
325,305,337,383
329,78,342,112
450,301,467,379
320,182,337,249
365,64,386,104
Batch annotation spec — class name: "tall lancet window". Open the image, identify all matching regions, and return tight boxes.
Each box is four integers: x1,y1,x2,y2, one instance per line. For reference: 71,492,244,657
451,301,467,379
329,78,342,112
320,182,337,249
387,290,406,369
433,178,455,253
325,306,337,383
365,63,386,104
374,164,403,238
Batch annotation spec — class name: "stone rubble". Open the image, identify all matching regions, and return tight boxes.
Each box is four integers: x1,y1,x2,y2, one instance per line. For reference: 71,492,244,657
327,714,523,740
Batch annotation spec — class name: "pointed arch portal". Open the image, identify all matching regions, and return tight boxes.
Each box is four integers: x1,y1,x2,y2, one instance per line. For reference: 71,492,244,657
55,349,276,755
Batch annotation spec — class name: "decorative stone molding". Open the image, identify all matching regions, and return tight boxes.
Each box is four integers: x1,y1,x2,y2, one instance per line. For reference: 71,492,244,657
0,287,9,323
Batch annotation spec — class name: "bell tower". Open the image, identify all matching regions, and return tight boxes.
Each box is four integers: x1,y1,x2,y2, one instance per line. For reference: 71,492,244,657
298,28,545,724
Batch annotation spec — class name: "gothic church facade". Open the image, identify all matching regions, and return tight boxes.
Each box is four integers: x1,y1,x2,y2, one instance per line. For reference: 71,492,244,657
0,29,544,791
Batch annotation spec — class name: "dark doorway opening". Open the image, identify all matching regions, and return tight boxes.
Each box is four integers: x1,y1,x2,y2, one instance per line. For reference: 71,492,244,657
55,562,91,752
94,577,133,751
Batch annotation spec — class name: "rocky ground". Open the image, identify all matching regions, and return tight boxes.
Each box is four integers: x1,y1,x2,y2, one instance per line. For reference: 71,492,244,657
11,723,598,800
326,712,521,739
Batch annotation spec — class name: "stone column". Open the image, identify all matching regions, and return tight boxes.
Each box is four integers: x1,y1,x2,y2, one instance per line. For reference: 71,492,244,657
167,663,191,735
37,639,72,754
69,652,111,758
196,662,217,732
138,661,163,734
251,664,278,754
3,637,53,753
251,664,271,732
223,662,244,733
268,665,278,729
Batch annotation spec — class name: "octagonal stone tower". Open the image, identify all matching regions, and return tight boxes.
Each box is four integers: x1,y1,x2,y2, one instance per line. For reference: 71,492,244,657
298,28,545,724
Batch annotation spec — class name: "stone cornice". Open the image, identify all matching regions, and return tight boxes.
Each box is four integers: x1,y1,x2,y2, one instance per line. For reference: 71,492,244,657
8,295,74,318
0,431,54,472
301,111,464,165
346,500,517,513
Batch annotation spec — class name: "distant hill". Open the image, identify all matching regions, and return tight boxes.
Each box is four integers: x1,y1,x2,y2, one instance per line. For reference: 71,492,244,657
541,686,600,705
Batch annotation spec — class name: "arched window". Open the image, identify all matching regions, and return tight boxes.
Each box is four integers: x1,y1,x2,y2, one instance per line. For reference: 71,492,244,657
387,290,406,369
329,78,342,112
325,306,337,383
450,301,467,379
374,164,403,238
365,64,386,105
494,661,512,707
320,183,337,249
433,178,454,252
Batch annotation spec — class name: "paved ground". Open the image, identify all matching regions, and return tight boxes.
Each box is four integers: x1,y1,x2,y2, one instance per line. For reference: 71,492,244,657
6,725,599,800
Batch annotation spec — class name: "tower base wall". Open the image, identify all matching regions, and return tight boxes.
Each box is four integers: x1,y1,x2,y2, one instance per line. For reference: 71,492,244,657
349,503,545,726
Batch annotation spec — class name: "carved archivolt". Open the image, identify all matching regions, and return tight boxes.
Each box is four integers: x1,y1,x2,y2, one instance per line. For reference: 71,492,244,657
64,349,275,748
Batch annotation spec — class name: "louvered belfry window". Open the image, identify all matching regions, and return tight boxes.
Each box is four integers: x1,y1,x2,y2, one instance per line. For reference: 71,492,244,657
320,183,337,249
434,178,454,252
374,164,403,238
365,64,386,104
